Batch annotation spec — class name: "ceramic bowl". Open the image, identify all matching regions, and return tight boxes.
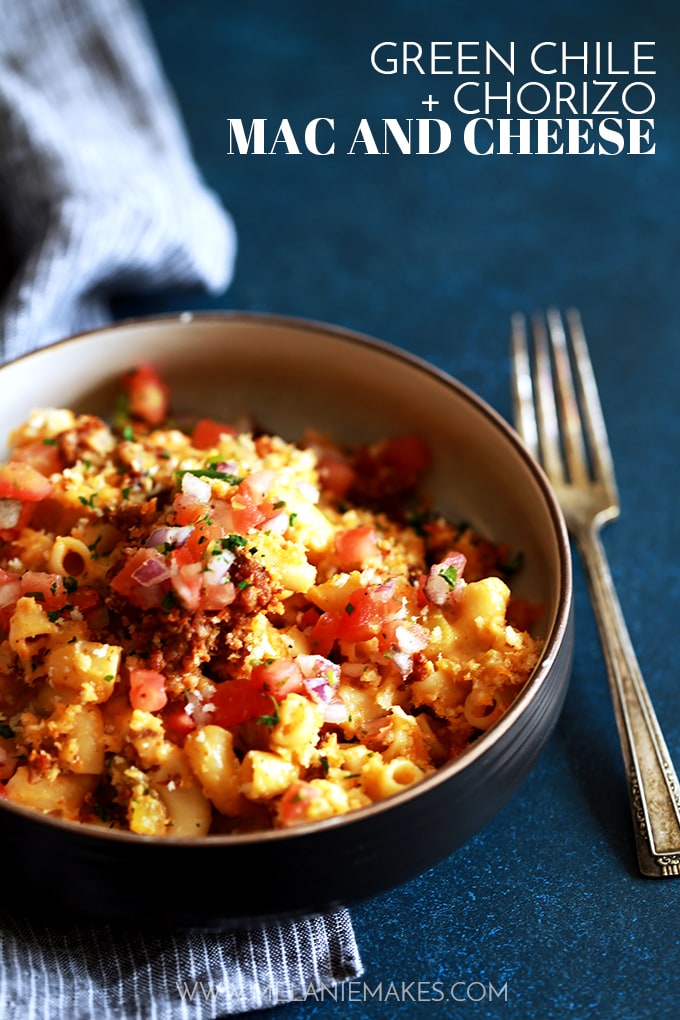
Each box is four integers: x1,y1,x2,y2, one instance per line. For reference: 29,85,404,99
0,312,573,929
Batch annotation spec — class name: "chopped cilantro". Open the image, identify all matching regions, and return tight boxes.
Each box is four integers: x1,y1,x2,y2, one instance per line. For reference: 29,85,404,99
236,579,252,591
345,602,355,615
221,534,247,552
256,697,279,728
42,437,57,446
439,565,459,588
122,425,135,441
63,575,78,593
176,467,242,484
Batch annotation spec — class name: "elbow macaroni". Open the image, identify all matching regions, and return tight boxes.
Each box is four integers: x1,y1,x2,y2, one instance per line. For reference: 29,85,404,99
0,367,542,833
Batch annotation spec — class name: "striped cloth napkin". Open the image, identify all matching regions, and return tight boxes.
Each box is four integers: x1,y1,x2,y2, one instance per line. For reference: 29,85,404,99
0,908,362,1018
0,0,363,1015
0,0,235,359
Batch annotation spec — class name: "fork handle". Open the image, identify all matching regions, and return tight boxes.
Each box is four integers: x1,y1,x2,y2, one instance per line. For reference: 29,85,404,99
575,524,680,877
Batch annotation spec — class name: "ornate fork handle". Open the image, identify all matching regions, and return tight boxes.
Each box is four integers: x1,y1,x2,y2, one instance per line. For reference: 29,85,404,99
575,521,680,877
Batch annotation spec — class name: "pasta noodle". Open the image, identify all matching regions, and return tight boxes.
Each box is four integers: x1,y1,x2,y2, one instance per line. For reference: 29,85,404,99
0,364,542,834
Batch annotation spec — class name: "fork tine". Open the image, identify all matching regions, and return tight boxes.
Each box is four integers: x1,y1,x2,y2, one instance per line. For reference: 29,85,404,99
510,313,539,458
531,312,566,485
564,308,620,501
545,308,590,487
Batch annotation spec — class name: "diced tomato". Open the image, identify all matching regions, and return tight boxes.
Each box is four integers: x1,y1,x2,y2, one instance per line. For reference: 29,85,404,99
334,526,379,570
183,518,223,561
337,587,392,644
10,440,63,477
20,571,69,610
163,702,197,741
251,659,305,700
169,547,203,611
298,606,321,630
110,548,169,609
219,471,280,534
0,462,53,502
129,668,168,713
310,583,402,655
230,495,265,533
172,492,208,526
191,418,237,450
277,780,321,827
381,434,431,474
209,676,274,728
0,569,22,630
121,364,169,427
309,611,342,657
69,585,102,614
0,501,33,541
317,456,356,499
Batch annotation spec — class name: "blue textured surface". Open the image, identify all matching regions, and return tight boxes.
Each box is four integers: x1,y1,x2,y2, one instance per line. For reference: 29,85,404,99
125,2,679,1016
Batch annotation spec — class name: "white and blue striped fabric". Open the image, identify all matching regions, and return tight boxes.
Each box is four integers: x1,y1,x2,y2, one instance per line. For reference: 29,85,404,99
0,908,362,1018
0,0,236,360
0,0,363,1015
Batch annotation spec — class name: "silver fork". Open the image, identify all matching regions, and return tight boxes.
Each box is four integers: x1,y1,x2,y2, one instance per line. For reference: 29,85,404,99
511,307,680,878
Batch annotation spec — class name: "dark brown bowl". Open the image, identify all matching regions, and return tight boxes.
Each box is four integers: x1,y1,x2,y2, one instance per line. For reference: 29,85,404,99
0,313,573,929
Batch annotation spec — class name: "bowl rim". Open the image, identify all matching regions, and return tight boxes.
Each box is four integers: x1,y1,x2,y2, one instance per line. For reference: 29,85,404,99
0,310,573,846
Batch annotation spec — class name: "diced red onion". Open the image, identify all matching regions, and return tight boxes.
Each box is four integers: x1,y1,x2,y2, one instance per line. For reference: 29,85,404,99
184,690,217,726
391,651,414,677
146,525,193,549
424,552,467,606
0,577,21,609
131,555,171,587
372,580,397,602
261,510,288,535
0,499,21,529
394,623,429,654
214,460,239,474
297,654,341,704
181,472,211,504
323,696,349,724
243,469,275,501
297,654,341,684
202,549,235,587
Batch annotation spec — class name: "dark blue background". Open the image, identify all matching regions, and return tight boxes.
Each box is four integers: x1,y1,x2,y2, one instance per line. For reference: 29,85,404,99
124,2,679,1017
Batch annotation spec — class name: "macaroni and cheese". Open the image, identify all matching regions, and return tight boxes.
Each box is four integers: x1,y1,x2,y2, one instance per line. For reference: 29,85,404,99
0,365,542,834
